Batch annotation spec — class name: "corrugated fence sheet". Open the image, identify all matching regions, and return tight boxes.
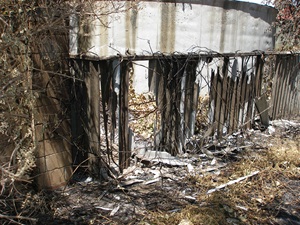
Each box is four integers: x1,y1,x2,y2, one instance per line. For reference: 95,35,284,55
69,53,300,173
208,55,264,138
271,54,300,120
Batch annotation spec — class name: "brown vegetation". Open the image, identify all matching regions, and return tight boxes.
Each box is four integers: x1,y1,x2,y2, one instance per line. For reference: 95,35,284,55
265,0,300,49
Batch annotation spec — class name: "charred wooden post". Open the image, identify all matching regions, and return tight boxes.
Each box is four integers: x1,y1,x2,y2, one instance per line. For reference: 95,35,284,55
163,58,186,155
70,59,88,166
118,60,131,172
150,58,192,152
85,61,102,177
172,59,186,154
152,57,187,155
255,55,264,98
99,61,112,163
158,59,170,153
148,59,164,150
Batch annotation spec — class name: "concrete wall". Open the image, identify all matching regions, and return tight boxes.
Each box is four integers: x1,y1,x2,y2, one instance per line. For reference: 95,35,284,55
70,0,277,57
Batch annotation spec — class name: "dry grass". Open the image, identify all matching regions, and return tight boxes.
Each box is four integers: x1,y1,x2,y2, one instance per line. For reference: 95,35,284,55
145,136,300,225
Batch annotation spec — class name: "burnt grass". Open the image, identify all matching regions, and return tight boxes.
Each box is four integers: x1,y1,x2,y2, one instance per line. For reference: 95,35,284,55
4,122,299,225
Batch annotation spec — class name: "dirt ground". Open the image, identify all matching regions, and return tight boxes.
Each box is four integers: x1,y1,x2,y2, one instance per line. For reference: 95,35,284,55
11,120,300,225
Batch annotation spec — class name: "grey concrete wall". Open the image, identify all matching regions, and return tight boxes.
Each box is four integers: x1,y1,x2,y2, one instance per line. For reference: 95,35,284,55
70,0,277,57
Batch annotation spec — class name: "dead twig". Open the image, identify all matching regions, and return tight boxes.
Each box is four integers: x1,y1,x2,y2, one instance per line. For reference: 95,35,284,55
0,213,37,223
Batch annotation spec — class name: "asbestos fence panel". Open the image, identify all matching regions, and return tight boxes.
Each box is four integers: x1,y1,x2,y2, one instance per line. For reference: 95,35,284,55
183,60,199,139
69,52,300,174
208,55,265,137
271,55,300,120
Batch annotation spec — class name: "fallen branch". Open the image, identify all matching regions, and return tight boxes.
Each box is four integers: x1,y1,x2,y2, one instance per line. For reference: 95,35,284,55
207,170,260,194
0,213,37,223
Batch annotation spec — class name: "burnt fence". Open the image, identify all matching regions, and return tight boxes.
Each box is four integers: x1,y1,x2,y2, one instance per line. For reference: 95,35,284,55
69,52,300,173
271,54,300,120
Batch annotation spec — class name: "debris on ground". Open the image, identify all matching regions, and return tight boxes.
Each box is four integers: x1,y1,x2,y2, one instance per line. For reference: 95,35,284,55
21,119,298,225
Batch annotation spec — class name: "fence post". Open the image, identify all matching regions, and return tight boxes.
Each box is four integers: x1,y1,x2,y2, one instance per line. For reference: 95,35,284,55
119,60,131,172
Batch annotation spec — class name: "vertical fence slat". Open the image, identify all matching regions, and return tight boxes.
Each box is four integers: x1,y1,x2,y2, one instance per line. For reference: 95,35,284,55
235,74,243,131
273,56,281,119
229,74,238,134
284,58,292,118
118,60,130,172
160,59,171,153
281,57,289,118
287,56,298,118
244,74,252,129
174,59,186,154
209,69,217,135
255,55,264,98
224,75,231,132
149,59,164,149
240,70,247,127
276,58,286,118
215,69,223,137
219,57,229,137
70,59,88,166
111,60,120,143
271,56,281,119
278,58,287,118
184,60,198,138
100,61,111,162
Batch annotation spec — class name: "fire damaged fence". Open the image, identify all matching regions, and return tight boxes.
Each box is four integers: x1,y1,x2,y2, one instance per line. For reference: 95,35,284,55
69,52,300,173
207,56,263,137
271,54,300,120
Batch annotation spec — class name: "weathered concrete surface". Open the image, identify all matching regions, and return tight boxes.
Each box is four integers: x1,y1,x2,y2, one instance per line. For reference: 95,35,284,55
69,0,277,57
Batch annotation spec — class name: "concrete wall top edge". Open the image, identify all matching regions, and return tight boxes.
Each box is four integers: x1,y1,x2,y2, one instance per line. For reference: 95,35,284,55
90,0,276,10
70,0,277,57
